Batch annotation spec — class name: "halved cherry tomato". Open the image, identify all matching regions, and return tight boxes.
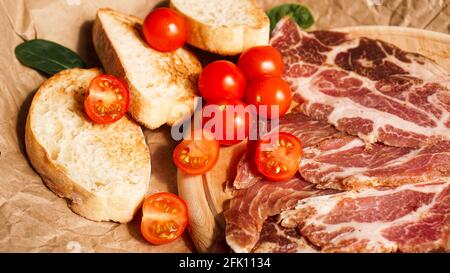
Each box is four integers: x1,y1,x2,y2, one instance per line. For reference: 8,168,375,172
255,132,302,182
173,131,220,175
142,8,187,52
245,77,292,119
141,192,188,245
238,46,284,80
202,99,254,146
198,61,247,103
84,74,129,124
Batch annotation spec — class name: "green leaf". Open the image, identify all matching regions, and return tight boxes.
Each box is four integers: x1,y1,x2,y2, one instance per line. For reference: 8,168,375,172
267,4,315,33
15,39,86,76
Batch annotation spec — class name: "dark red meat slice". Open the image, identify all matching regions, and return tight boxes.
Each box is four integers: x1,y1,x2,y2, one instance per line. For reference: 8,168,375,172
280,180,450,253
225,174,334,253
271,18,450,148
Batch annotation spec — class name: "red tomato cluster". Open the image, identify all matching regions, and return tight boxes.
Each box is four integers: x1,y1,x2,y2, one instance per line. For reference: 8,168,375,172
197,46,293,147
174,45,300,183
239,46,293,119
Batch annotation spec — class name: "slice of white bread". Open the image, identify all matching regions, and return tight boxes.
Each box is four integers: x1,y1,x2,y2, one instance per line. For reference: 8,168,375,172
93,8,202,130
170,0,270,55
25,68,151,223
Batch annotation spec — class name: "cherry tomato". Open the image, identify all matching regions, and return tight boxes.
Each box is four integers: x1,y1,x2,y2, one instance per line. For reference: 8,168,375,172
142,8,187,52
173,131,220,175
198,61,247,103
84,74,129,124
141,192,188,245
238,46,284,80
202,99,254,146
255,132,302,182
245,77,292,119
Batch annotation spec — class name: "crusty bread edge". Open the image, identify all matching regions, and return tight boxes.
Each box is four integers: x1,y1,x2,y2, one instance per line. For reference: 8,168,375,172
170,0,270,55
92,8,201,129
25,68,150,223
92,9,154,129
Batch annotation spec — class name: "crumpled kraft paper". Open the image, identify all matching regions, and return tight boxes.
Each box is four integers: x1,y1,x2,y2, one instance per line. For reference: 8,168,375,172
0,0,448,253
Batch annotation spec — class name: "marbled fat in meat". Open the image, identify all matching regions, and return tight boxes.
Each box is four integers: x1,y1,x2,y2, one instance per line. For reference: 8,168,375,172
270,18,450,148
235,113,450,191
280,180,450,252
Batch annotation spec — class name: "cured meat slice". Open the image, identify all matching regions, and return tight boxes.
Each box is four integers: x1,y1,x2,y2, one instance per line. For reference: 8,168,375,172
280,180,450,253
252,217,318,253
234,112,450,191
270,18,450,148
233,152,264,190
233,113,339,190
301,135,450,191
228,113,449,252
224,174,334,253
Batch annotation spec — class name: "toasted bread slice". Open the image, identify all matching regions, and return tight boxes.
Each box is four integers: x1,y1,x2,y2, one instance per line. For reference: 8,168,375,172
25,68,151,223
93,8,202,130
170,0,270,55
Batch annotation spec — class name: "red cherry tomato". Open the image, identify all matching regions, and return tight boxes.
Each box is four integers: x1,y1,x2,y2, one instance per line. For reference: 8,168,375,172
141,192,188,245
142,8,187,52
238,46,284,80
255,132,303,182
198,61,247,103
84,74,129,124
245,77,292,119
173,131,220,175
202,99,254,146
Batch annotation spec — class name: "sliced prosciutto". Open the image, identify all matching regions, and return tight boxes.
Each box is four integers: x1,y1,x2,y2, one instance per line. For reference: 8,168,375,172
301,133,450,191
236,112,450,191
270,18,450,148
224,174,334,253
233,113,339,190
252,217,318,253
280,180,450,253
227,112,449,252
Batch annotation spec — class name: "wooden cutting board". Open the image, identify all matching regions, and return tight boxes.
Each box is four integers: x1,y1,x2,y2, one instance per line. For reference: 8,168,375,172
177,26,450,253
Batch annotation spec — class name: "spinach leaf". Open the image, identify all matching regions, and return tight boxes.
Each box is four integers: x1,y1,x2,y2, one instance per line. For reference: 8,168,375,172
15,39,86,76
267,4,315,33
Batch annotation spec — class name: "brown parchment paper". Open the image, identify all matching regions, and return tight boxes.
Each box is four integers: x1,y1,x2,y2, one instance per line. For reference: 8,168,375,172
0,0,449,253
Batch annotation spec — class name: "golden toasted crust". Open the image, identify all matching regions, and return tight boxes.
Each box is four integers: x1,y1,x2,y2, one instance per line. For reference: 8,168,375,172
170,0,270,55
25,68,151,223
92,8,202,129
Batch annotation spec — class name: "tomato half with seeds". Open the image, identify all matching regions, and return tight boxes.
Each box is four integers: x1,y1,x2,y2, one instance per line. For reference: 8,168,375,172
173,131,220,175
84,74,129,124
141,192,188,245
255,132,302,182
